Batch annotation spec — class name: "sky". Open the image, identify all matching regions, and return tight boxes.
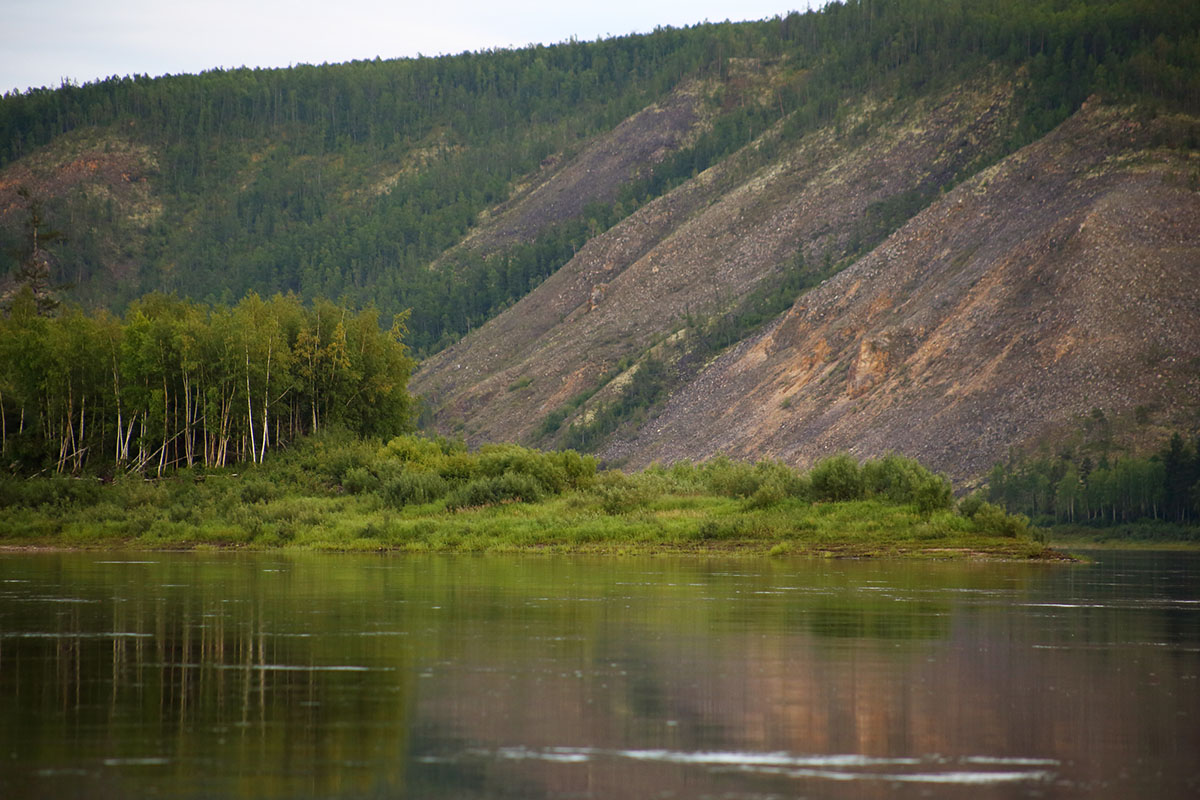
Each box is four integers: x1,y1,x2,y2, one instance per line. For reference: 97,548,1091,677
2,0,818,95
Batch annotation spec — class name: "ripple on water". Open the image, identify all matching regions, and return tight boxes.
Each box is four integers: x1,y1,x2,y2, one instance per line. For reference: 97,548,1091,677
439,747,1058,785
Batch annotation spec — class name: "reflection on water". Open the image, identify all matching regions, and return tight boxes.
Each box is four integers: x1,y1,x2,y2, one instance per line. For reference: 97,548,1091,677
0,552,1197,798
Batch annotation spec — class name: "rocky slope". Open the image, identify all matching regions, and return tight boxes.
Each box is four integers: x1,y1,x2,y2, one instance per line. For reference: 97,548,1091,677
414,97,1200,479
603,103,1200,479
413,79,1021,443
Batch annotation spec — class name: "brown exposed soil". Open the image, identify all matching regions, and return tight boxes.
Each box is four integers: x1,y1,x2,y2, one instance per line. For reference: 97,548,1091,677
413,78,1026,448
438,83,709,263
416,91,1199,481
604,103,1200,480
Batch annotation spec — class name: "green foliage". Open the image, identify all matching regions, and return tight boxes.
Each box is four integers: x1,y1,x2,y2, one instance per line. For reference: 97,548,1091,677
958,492,986,519
0,293,415,476
987,430,1200,526
686,249,828,361
810,454,865,502
589,471,652,515
698,456,761,498
861,453,953,515
744,480,789,511
382,470,449,508
0,431,1051,556
341,466,379,495
970,501,1029,538
561,358,668,452
444,472,546,510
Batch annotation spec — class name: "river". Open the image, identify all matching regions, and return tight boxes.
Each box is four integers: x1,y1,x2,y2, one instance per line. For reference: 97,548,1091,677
1,550,1196,798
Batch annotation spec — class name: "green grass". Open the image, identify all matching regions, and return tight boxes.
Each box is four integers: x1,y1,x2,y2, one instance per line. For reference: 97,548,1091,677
0,434,1065,560
1047,522,1200,549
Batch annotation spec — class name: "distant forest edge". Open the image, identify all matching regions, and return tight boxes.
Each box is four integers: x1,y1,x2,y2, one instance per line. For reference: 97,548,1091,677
987,429,1200,527
1,0,1198,354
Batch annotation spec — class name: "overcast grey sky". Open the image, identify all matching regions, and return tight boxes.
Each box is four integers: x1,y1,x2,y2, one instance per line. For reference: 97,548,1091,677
3,1,818,95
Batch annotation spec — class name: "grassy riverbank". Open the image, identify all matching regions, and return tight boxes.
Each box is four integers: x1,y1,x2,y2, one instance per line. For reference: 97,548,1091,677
0,432,1063,559
1047,522,1200,549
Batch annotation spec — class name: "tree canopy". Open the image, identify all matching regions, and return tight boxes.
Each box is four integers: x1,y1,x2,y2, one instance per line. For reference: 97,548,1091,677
0,293,415,475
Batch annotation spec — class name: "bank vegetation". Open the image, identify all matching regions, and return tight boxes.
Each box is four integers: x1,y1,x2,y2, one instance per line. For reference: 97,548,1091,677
0,432,1058,559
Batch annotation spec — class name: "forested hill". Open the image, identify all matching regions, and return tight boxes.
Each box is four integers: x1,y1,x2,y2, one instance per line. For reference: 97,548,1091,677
2,0,1199,480
2,0,1196,354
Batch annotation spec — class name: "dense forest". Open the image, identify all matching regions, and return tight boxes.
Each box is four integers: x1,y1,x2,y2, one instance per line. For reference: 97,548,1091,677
987,429,1200,526
2,0,1198,354
0,289,414,475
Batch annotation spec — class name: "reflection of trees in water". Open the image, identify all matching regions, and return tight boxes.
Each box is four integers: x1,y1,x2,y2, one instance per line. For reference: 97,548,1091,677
2,553,1198,799
0,555,419,797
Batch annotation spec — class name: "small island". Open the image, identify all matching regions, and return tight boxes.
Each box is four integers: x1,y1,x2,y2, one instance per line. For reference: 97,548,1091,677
1,430,1061,559
0,293,1064,559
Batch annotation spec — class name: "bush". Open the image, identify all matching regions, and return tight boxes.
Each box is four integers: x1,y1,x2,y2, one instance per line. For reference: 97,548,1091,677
913,477,953,518
444,473,545,510
971,502,1029,537
435,452,477,484
755,459,811,499
809,454,864,502
239,478,277,505
382,470,449,507
744,479,788,510
0,475,105,508
958,492,986,518
589,470,650,514
296,426,378,482
858,453,954,515
342,466,379,495
700,456,762,498
380,435,449,467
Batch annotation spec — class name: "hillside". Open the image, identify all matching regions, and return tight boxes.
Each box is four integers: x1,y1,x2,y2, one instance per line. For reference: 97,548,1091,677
604,103,1200,479
2,0,1199,481
413,93,1200,479
412,77,1023,439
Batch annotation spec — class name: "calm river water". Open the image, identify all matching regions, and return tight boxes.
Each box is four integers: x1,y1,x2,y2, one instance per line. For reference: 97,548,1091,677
0,550,1197,799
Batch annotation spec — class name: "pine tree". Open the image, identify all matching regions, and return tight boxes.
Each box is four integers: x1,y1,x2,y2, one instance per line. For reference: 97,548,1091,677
2,187,63,317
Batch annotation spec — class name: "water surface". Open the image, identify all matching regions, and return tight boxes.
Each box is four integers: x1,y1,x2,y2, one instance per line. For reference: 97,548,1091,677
1,551,1196,798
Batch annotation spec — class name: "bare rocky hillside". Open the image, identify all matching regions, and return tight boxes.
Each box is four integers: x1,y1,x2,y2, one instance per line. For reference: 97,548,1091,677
415,96,1199,480
603,103,1200,479
413,80,1024,446
444,84,709,261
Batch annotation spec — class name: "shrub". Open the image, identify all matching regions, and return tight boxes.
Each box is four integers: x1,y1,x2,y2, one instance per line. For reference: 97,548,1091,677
754,459,810,498
914,478,953,518
700,456,762,498
958,492,986,518
809,454,864,502
240,478,276,505
436,453,477,485
0,475,105,508
444,473,544,510
380,435,448,467
971,502,1029,537
744,479,788,510
382,470,449,507
474,443,596,495
342,466,379,495
589,471,650,514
